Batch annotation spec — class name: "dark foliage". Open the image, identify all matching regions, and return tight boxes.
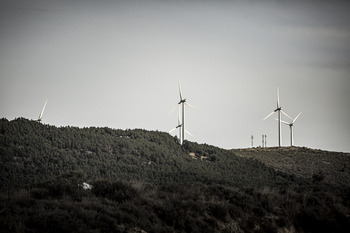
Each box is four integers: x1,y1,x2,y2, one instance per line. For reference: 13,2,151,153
0,179,349,233
1,118,350,232
0,118,296,191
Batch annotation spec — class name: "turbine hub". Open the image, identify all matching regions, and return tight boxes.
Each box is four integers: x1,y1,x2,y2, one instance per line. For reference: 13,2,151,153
178,99,186,104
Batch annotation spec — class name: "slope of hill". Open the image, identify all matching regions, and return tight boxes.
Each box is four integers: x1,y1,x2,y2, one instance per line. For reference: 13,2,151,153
0,118,296,191
0,118,349,233
234,147,350,187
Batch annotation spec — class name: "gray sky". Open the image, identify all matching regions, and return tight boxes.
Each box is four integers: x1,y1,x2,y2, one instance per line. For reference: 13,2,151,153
1,0,350,152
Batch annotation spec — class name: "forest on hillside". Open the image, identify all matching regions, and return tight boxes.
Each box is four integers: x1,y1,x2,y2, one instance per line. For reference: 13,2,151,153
1,177,349,233
0,118,349,232
0,118,295,191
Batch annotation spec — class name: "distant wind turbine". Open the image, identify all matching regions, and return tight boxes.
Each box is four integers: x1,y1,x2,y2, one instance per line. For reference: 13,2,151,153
168,78,197,145
169,110,183,144
263,87,292,147
278,111,302,147
38,100,48,122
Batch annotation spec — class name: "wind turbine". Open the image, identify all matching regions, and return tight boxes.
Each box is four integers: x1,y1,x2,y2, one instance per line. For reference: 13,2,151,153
169,110,183,144
263,87,292,147
168,78,197,144
279,111,302,147
38,99,48,122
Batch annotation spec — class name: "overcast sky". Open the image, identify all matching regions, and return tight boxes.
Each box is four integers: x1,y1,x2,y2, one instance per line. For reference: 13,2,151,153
1,0,349,152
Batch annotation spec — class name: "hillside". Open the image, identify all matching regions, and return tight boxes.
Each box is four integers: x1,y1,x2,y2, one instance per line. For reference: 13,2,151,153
0,118,296,190
0,118,349,233
234,147,350,187
1,118,349,190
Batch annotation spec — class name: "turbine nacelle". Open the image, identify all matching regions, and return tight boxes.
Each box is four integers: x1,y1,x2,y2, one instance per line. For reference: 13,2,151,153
274,107,281,112
169,124,182,133
277,119,293,127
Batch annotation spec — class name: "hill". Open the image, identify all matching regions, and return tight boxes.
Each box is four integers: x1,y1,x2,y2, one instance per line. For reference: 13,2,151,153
234,147,350,187
0,118,349,233
0,117,296,190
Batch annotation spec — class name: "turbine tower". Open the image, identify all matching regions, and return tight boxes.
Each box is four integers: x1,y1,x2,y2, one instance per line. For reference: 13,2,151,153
38,100,48,122
280,111,302,147
263,87,291,147
168,78,197,144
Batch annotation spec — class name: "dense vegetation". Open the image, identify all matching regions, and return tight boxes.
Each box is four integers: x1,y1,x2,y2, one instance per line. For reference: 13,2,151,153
0,118,294,190
234,147,350,187
0,118,349,232
1,177,349,233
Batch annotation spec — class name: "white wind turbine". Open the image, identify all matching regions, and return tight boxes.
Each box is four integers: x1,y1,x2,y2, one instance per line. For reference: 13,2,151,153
168,110,194,145
279,111,302,147
263,87,292,147
169,110,183,144
168,78,197,145
38,99,48,122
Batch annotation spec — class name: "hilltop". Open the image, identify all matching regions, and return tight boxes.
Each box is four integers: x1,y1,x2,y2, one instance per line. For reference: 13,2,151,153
0,118,349,233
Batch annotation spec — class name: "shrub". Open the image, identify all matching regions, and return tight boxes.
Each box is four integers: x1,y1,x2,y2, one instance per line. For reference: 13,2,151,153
92,180,139,202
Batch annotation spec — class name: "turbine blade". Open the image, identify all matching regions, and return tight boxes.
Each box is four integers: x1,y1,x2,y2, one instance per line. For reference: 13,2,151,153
275,118,290,125
292,111,302,123
185,102,199,111
185,129,194,137
167,103,179,117
281,110,293,121
39,99,48,120
178,77,183,101
263,111,275,121
169,127,177,133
